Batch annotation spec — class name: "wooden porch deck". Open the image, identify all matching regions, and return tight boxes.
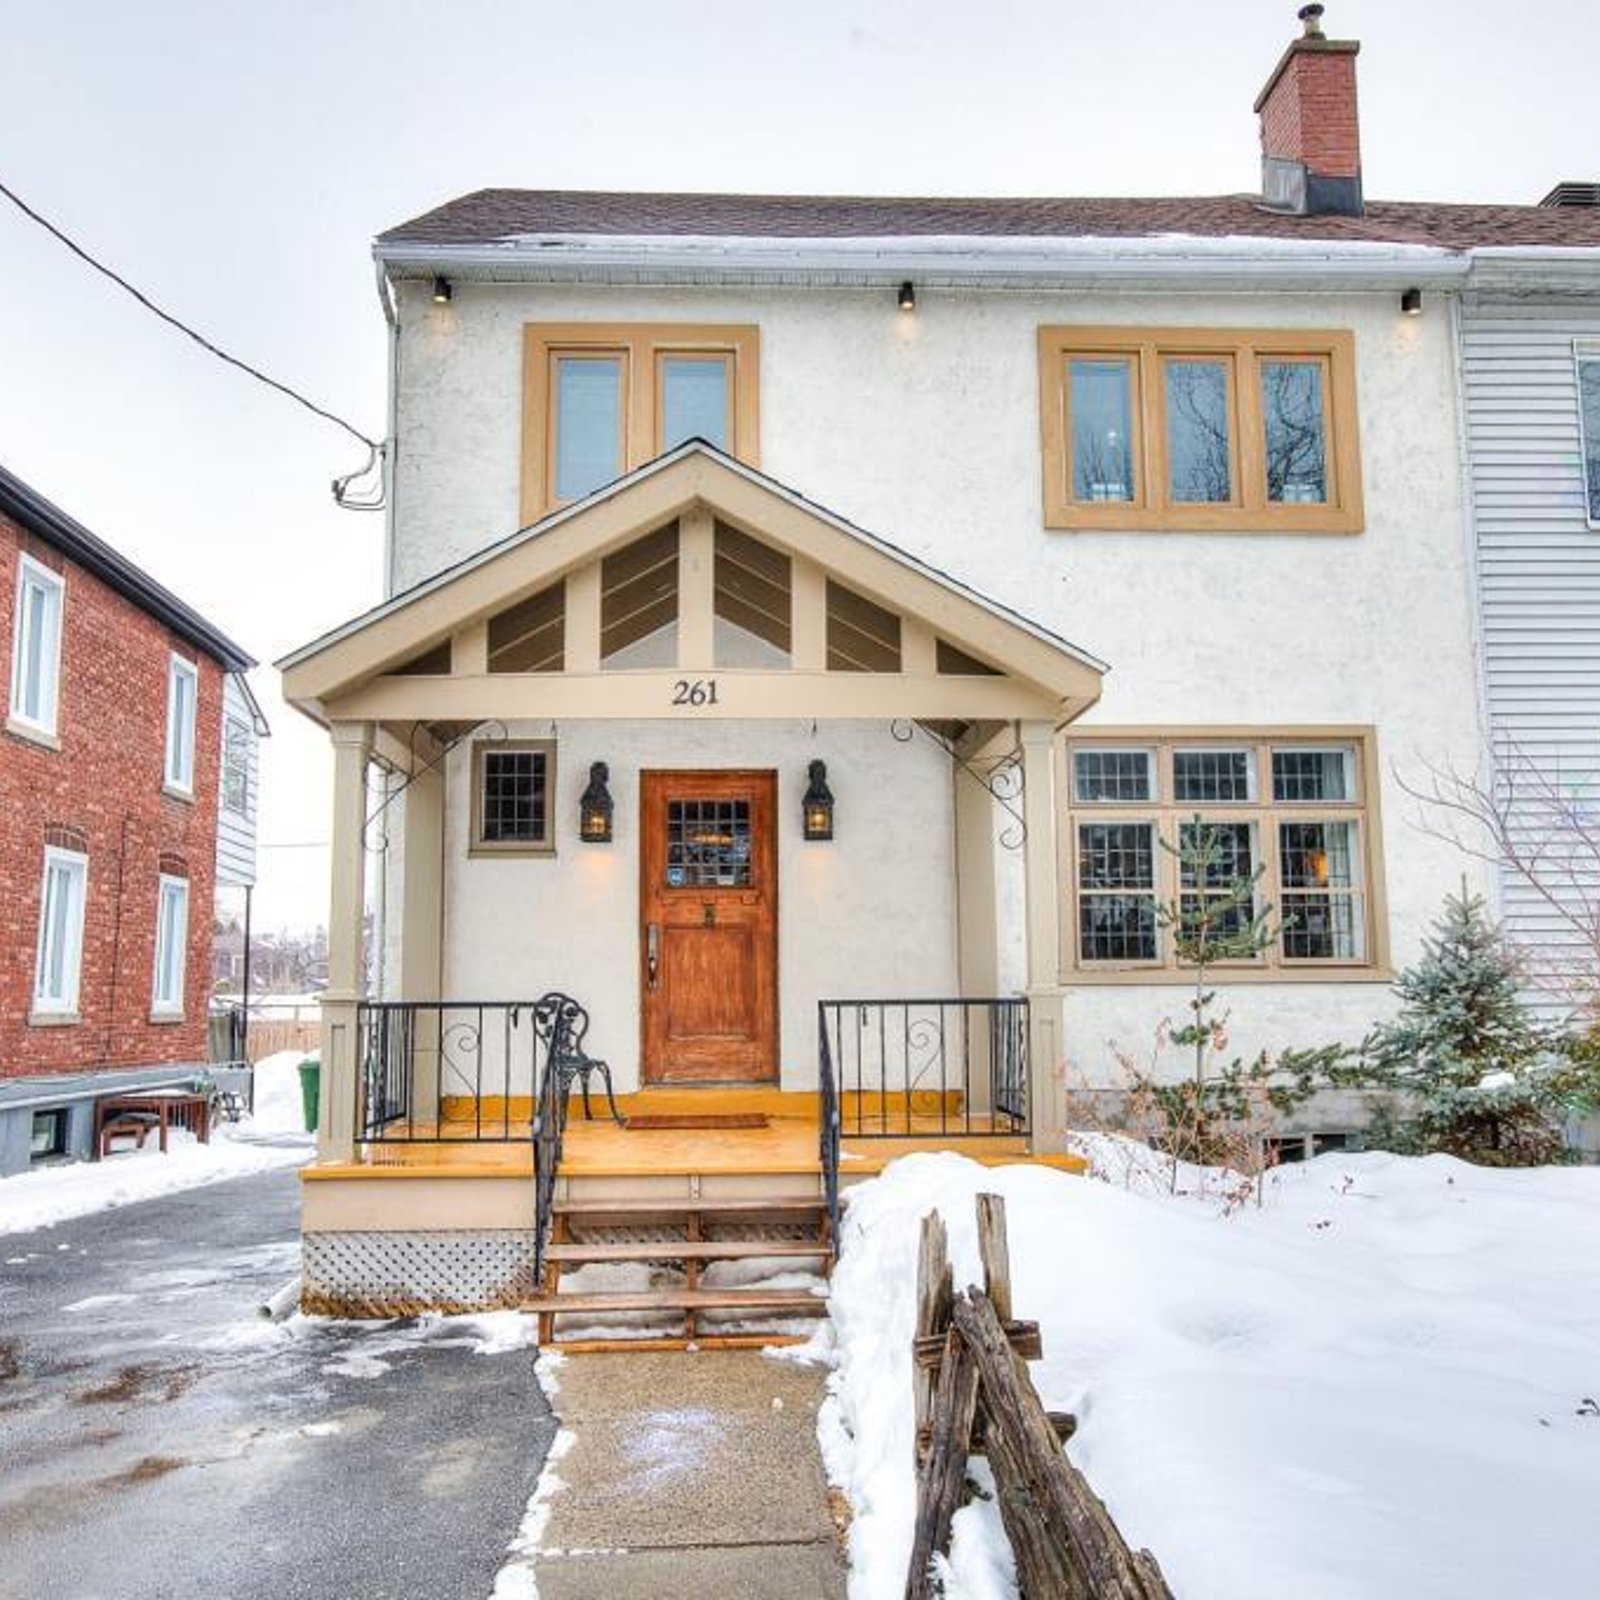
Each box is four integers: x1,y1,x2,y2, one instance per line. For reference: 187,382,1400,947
302,1087,1084,1182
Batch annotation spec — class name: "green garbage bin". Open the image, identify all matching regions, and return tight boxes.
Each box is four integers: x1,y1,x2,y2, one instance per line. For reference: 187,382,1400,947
297,1057,321,1134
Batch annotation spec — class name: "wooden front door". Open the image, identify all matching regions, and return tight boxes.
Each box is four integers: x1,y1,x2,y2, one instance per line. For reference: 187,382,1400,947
640,770,778,1083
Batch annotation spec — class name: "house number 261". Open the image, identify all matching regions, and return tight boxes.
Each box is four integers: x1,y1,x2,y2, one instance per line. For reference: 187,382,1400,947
671,678,720,707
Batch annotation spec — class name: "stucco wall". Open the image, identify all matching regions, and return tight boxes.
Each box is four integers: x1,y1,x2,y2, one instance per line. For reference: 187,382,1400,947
387,277,1487,1091
436,717,956,1091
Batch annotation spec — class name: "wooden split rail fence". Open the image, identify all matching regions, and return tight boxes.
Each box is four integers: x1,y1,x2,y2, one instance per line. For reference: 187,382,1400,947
906,1193,1174,1600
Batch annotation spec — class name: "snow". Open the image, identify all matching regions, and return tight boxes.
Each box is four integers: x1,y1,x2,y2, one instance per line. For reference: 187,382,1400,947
821,1148,1600,1600
0,1052,318,1238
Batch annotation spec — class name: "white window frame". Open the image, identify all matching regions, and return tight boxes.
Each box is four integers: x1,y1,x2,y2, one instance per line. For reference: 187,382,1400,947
9,554,65,739
33,845,88,1017
152,873,190,1016
165,653,198,795
1576,340,1600,530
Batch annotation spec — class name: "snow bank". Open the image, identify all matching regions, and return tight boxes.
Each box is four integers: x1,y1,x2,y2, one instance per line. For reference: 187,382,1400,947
824,1149,1600,1600
0,1124,311,1236
251,1048,316,1135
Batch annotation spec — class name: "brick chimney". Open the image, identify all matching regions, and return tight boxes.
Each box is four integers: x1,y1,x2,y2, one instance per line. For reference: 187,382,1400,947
1255,4,1363,217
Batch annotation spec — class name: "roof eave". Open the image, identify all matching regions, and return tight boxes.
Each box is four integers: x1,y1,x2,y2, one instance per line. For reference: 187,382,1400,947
0,466,255,671
374,235,1472,294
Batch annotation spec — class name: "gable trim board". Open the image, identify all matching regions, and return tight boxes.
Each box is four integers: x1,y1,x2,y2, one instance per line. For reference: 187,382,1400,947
278,443,1106,724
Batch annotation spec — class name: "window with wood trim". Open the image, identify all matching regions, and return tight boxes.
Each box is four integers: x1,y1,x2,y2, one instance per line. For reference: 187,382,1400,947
1578,342,1600,526
471,740,556,855
1039,328,1363,533
1061,731,1385,978
522,324,759,517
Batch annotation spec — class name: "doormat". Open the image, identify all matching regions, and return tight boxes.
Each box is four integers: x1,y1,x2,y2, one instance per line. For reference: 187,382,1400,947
624,1113,771,1131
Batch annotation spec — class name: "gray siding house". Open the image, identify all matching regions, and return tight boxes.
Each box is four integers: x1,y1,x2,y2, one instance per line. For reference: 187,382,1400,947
1459,200,1600,1010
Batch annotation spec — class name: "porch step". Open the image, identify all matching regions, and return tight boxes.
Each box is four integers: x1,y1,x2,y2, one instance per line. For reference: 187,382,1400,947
552,1194,825,1217
521,1287,829,1317
543,1240,827,1264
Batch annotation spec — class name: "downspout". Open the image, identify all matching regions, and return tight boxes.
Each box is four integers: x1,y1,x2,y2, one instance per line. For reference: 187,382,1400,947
1447,284,1501,917
373,257,401,599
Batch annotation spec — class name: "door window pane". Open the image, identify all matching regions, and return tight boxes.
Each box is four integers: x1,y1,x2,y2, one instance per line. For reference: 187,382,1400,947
1165,360,1233,503
1262,359,1328,503
1069,359,1136,502
554,356,623,501
666,799,752,887
661,356,729,452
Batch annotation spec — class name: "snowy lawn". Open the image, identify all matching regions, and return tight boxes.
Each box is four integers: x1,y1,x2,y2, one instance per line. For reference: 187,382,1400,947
820,1147,1600,1600
0,1050,313,1237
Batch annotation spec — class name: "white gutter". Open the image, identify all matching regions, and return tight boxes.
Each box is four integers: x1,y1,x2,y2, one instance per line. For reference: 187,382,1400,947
374,233,1471,293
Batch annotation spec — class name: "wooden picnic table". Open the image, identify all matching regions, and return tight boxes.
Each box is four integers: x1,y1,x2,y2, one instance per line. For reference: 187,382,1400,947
95,1090,211,1157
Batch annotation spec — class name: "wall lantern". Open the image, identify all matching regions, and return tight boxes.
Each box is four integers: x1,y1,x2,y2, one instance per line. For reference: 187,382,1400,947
579,761,614,843
897,280,916,313
802,759,835,841
432,275,453,305
1400,286,1423,316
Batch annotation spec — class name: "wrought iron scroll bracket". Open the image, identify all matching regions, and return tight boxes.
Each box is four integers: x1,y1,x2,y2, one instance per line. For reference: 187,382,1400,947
889,719,1028,850
362,718,511,854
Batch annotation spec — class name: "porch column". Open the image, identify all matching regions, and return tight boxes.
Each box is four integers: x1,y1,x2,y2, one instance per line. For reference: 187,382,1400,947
1019,719,1065,1152
320,719,373,1161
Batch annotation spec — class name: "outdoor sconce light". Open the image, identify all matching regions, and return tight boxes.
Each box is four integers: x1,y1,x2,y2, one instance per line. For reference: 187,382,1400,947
898,280,916,313
579,761,614,843
432,275,453,305
1400,287,1423,316
802,759,835,841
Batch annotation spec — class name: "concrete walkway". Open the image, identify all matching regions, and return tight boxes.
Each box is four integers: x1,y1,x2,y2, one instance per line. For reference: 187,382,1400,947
532,1350,846,1598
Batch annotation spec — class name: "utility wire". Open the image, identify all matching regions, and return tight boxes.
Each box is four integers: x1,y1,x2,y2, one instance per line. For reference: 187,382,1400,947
0,175,380,452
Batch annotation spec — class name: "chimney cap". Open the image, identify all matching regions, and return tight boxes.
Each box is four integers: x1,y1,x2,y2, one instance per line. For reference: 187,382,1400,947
1298,3,1325,36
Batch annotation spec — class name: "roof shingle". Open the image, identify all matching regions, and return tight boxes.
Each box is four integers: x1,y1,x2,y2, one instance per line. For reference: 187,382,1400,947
377,189,1600,253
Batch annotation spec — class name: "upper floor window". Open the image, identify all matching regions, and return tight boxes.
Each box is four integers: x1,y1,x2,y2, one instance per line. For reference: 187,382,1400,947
221,716,251,814
9,554,65,739
152,873,190,1016
1063,730,1385,979
1578,343,1600,526
165,653,198,795
521,324,760,520
34,845,87,1016
1039,328,1363,533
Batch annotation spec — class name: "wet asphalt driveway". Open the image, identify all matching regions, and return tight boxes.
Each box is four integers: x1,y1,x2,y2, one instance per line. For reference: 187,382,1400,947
0,1168,557,1600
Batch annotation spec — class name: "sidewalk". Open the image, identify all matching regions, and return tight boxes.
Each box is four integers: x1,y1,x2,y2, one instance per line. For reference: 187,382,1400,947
529,1350,846,1598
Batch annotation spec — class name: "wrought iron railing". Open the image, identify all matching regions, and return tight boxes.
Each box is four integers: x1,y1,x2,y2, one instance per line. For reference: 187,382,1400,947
531,1006,564,1283
357,1001,543,1142
817,998,1030,1139
817,1007,842,1248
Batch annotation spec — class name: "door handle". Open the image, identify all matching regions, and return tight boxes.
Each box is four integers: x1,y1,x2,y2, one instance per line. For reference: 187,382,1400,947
647,923,660,990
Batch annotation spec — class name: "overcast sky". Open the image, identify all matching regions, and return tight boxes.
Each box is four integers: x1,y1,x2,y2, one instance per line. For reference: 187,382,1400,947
2,0,1594,931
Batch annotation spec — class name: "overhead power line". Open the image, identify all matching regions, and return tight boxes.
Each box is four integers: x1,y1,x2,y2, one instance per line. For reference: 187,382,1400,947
0,175,381,459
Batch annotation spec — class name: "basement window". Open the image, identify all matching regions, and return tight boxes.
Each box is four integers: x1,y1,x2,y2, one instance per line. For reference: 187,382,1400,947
30,1108,68,1162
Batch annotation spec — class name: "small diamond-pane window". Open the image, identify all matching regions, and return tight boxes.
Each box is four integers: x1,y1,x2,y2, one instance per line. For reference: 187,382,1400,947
1073,750,1153,803
1173,749,1252,803
476,745,552,849
666,799,752,887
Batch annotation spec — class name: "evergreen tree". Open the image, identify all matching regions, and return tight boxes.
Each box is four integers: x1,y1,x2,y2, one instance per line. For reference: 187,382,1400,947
1362,887,1573,1165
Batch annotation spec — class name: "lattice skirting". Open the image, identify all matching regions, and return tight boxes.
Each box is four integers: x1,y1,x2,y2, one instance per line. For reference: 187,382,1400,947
302,1229,539,1318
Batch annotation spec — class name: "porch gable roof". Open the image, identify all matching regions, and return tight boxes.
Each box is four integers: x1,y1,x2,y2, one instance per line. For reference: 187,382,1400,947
278,443,1106,725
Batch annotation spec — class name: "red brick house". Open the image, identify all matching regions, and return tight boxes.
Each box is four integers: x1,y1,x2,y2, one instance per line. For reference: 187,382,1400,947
0,463,256,1174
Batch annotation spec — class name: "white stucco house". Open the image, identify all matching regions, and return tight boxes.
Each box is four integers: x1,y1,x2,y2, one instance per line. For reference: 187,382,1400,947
275,7,1598,1327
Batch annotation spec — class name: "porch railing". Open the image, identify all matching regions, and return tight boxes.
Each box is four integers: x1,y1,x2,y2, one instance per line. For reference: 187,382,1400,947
817,1010,842,1248
817,998,1030,1140
357,1001,543,1142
